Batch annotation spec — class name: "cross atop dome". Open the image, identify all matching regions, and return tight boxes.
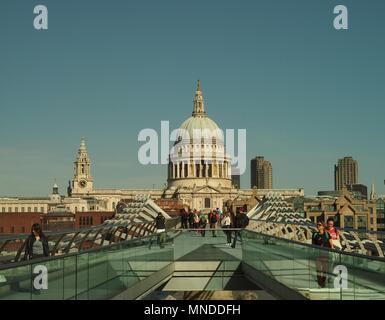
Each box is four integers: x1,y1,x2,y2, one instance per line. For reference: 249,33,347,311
192,80,206,117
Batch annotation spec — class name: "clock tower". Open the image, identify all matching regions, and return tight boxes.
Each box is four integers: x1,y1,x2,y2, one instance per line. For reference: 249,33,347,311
72,137,94,195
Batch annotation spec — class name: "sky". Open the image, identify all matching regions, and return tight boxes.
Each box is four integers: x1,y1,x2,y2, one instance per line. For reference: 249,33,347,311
0,0,384,197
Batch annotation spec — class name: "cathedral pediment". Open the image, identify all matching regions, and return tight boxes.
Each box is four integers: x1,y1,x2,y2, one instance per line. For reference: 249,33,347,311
194,185,221,194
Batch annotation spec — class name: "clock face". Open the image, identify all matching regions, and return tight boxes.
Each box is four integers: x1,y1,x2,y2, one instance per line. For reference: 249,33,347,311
79,180,87,188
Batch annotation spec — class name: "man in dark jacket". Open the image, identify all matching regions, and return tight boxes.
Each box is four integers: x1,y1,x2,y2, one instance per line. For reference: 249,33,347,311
155,212,166,248
181,209,189,229
231,208,249,248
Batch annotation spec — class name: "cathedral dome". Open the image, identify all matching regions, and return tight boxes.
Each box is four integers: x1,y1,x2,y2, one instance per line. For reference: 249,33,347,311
177,115,222,142
167,80,232,190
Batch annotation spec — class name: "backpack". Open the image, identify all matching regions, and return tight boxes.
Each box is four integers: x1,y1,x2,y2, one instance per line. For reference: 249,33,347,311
210,213,218,224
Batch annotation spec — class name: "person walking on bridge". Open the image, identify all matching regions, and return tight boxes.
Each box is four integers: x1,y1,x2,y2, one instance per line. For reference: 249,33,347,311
231,208,249,248
221,212,232,245
181,209,189,229
209,210,220,237
155,212,166,248
199,212,208,237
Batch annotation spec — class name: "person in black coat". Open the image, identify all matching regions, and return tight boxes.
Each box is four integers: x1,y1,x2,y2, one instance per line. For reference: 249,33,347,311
231,209,249,248
154,212,166,248
24,224,50,260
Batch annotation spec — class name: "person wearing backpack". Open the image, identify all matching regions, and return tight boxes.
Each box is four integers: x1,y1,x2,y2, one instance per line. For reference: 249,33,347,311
209,210,220,237
231,208,249,248
155,212,166,248
199,212,208,237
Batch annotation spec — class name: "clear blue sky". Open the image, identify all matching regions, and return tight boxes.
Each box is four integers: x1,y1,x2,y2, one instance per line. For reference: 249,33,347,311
0,0,384,196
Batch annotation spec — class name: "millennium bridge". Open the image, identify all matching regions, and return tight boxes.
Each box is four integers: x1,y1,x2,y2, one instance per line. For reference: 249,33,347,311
0,194,384,300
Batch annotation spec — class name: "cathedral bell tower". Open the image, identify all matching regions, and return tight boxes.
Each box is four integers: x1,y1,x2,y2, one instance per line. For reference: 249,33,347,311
72,137,93,195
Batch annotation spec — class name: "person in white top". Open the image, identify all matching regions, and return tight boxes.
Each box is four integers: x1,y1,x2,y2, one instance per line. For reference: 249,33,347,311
221,212,232,245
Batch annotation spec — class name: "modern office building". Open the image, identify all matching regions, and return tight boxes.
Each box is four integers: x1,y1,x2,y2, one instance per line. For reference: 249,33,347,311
250,156,273,189
231,174,241,189
334,156,358,190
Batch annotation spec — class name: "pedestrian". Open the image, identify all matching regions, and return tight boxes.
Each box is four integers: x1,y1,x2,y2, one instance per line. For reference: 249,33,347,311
188,210,194,230
181,209,189,229
199,212,208,237
221,212,232,245
193,211,200,231
23,224,50,295
325,218,342,250
155,212,166,248
231,208,249,248
24,223,49,260
209,210,220,237
312,221,334,288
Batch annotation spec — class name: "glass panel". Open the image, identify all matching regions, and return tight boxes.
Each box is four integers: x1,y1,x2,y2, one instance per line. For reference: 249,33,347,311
75,252,89,300
31,258,63,300
87,248,108,299
0,264,32,300
63,255,77,300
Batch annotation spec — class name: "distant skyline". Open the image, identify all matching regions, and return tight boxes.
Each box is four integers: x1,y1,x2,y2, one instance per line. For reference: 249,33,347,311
1,0,384,196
